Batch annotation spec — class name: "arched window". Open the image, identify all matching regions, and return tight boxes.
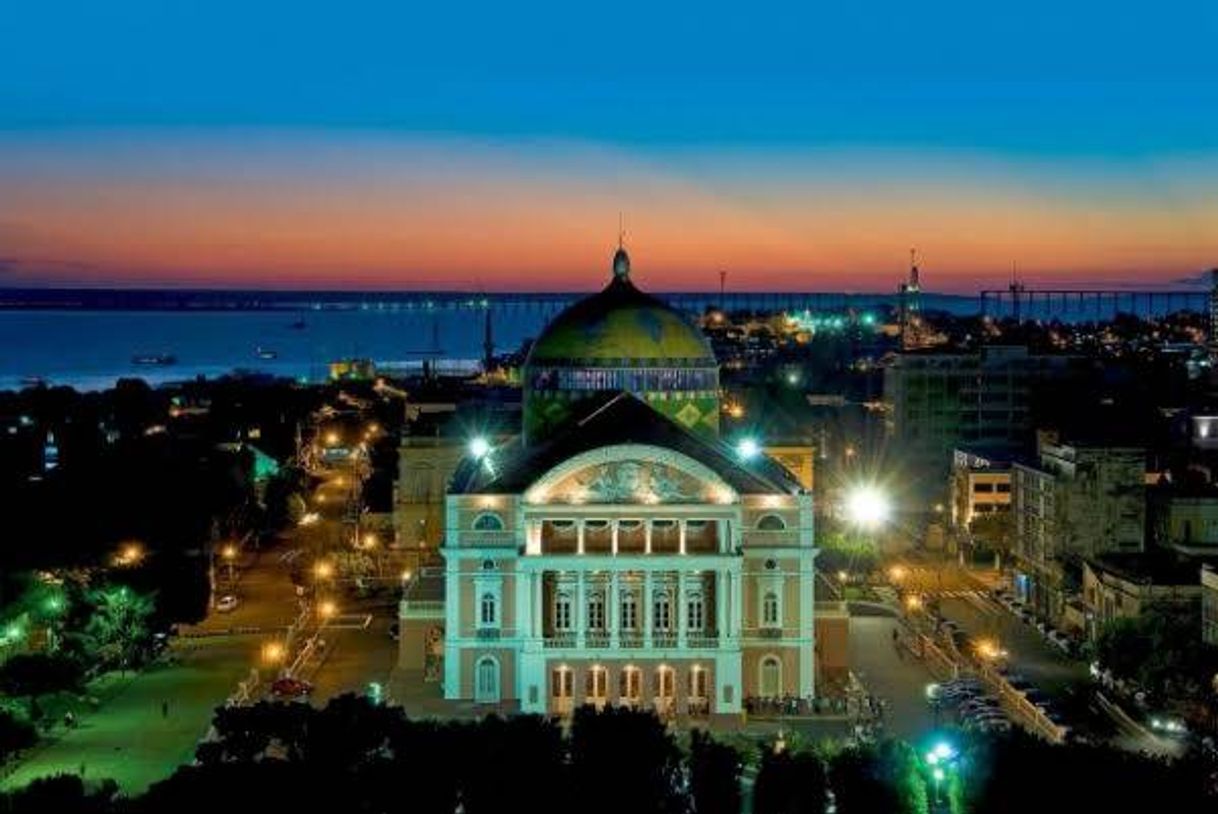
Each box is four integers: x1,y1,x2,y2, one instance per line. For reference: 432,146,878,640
756,513,787,531
653,589,673,632
586,666,608,701
689,665,708,699
554,591,572,631
759,655,782,698
480,592,497,627
620,666,641,701
475,656,500,703
587,590,606,630
473,512,504,531
621,591,638,631
762,591,780,627
687,591,705,632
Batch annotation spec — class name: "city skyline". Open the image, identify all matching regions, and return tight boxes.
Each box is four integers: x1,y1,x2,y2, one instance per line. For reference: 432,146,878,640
2,1,1217,291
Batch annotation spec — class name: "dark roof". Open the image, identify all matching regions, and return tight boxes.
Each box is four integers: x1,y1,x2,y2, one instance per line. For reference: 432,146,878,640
450,392,805,496
1087,550,1216,587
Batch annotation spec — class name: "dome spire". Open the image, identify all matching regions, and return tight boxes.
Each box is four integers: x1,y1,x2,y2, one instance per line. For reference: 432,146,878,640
612,213,631,280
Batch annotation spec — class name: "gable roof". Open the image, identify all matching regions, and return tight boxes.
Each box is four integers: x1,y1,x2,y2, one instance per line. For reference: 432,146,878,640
450,392,804,497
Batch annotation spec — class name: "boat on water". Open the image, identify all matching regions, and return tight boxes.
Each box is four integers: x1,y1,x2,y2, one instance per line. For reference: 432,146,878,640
288,319,307,330
255,347,279,360
131,353,177,366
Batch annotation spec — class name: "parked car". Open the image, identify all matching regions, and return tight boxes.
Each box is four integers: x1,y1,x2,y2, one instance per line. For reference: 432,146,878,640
216,594,239,613
271,677,314,699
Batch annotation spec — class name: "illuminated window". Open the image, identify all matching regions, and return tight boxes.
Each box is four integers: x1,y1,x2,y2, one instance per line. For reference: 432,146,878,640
621,666,641,700
690,666,708,699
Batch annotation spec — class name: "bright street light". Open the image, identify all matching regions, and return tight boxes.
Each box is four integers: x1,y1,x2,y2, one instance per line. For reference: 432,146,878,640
313,561,334,580
325,431,340,446
845,485,891,530
318,600,338,620
261,641,285,665
114,542,145,567
469,436,492,460
736,437,760,461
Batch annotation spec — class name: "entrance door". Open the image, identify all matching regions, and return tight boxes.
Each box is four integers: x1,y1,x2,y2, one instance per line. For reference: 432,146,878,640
552,666,574,714
586,666,608,708
475,657,500,703
655,666,675,715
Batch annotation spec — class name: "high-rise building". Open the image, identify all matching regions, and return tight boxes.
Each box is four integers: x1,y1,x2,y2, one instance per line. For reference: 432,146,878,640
1011,430,1146,622
883,346,1083,499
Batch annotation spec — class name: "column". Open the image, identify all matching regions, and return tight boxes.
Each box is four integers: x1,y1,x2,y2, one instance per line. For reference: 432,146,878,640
611,520,619,556
576,570,586,648
731,566,743,636
643,570,654,649
609,572,620,648
533,571,544,638
645,520,653,554
678,520,687,555
514,565,531,642
715,569,727,639
577,520,585,555
677,572,687,647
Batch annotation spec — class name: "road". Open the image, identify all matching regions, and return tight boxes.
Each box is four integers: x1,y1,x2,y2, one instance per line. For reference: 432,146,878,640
891,556,1181,754
848,614,938,739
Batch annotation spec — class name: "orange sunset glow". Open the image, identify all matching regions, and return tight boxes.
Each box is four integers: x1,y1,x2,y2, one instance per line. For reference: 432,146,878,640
2,134,1216,292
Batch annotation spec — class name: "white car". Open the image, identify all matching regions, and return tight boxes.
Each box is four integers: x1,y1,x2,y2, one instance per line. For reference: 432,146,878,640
216,594,239,613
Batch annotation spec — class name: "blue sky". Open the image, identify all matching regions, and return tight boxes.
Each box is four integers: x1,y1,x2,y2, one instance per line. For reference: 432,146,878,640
2,1,1216,290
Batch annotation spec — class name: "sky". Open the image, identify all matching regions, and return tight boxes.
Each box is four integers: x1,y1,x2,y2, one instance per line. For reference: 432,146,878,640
2,0,1217,292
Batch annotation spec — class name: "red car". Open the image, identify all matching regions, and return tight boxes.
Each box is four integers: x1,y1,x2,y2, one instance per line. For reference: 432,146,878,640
270,677,314,699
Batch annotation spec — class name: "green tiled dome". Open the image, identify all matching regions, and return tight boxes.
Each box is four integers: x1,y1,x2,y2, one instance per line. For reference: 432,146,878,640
528,276,717,364
523,246,720,444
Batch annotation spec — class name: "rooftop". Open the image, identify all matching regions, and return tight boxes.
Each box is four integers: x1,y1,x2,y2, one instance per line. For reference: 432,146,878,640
450,392,805,497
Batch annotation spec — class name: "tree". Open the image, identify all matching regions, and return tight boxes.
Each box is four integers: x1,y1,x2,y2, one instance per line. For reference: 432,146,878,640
83,586,154,673
688,729,743,814
1093,602,1218,699
0,653,83,715
830,740,927,814
753,746,828,814
0,709,37,766
967,511,1013,568
0,774,117,814
569,706,685,814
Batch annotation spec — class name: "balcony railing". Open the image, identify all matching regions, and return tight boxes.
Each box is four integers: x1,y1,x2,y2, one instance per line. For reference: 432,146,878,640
619,633,644,648
586,632,611,648
653,633,677,649
543,633,577,649
686,634,720,649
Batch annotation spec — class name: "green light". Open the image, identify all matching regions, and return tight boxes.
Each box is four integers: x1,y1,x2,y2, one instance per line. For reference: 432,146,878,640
45,595,64,613
933,767,945,782
367,681,384,705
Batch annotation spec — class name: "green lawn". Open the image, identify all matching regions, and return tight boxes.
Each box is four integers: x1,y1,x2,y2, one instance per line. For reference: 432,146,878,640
2,637,255,795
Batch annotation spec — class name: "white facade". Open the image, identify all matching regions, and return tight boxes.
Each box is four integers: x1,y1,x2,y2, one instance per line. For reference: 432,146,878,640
437,443,817,716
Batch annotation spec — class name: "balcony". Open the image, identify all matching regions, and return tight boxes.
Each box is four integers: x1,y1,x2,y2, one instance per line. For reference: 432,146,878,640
543,633,577,649
586,632,611,648
686,634,720,649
